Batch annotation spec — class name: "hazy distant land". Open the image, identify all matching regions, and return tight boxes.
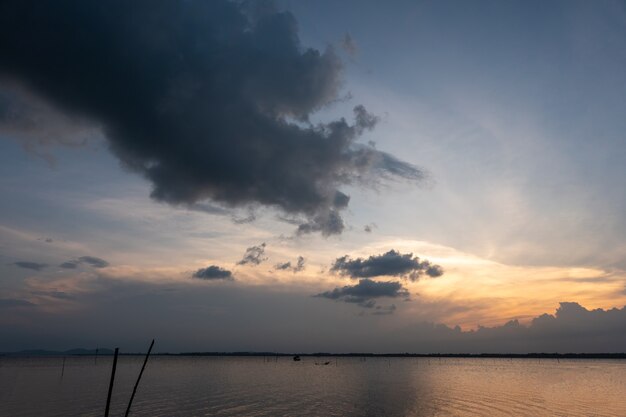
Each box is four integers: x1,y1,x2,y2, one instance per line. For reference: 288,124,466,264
3,348,625,359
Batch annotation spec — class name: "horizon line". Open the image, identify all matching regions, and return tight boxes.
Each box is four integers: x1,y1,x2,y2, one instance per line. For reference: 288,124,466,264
3,349,626,359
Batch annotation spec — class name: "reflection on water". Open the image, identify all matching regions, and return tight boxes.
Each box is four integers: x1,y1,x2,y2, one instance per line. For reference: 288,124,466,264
1,356,625,416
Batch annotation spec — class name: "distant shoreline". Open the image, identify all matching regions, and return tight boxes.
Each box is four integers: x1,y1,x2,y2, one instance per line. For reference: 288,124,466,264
3,350,626,359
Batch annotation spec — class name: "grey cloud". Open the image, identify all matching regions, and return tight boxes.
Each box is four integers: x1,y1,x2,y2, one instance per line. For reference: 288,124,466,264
397,302,626,354
59,256,109,269
353,104,378,134
274,261,291,271
238,243,267,266
372,304,397,315
274,256,305,273
294,256,306,272
3,272,626,353
315,278,409,310
0,0,425,236
275,215,302,226
31,290,75,300
333,191,351,209
331,250,444,281
364,223,376,233
189,202,259,225
340,33,358,56
297,209,345,236
78,256,109,269
188,203,230,216
13,261,47,271
0,82,97,149
0,298,35,308
232,213,257,224
192,265,233,281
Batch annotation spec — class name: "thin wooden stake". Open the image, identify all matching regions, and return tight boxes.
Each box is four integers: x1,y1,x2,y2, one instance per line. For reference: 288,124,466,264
104,347,119,417
124,339,154,417
61,357,66,378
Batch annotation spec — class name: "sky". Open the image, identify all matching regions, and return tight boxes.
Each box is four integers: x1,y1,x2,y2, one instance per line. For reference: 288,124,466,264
1,0,626,353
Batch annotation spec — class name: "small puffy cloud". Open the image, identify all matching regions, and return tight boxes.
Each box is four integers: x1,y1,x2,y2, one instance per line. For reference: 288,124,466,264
192,265,233,281
274,256,305,273
353,104,378,133
275,262,291,271
315,278,409,310
59,256,109,269
363,223,376,233
13,261,47,271
331,250,444,281
78,256,109,268
237,243,267,266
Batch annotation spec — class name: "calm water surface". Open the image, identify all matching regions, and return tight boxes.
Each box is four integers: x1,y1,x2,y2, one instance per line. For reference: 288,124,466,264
1,356,625,416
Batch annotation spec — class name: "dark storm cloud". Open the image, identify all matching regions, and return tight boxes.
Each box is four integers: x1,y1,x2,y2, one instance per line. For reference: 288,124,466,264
315,278,409,309
13,261,46,271
0,82,96,148
192,265,233,281
0,0,425,236
237,243,267,266
331,250,444,281
274,255,305,272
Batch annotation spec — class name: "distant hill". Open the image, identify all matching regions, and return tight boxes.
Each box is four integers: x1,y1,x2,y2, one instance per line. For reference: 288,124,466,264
1,348,115,356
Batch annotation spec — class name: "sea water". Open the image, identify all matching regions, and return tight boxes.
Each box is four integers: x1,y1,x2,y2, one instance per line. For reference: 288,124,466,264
1,356,625,416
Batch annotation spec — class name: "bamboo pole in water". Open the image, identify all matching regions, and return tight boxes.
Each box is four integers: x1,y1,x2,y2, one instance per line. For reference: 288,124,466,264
104,347,119,417
124,339,155,417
